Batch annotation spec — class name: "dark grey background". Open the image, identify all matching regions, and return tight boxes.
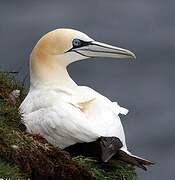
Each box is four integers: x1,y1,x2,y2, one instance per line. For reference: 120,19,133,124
0,1,174,179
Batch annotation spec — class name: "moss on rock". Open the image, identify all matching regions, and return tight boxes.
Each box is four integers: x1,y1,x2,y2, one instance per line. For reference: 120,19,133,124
0,158,26,180
74,156,137,180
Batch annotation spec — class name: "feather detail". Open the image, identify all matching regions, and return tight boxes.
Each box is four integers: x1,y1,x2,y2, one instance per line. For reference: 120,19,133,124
112,102,129,116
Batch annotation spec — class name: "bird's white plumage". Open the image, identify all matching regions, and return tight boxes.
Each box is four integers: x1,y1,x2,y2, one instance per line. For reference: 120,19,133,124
20,85,128,150
20,28,137,154
19,29,154,170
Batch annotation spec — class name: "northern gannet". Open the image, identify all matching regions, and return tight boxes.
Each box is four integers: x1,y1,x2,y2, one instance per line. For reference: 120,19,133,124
20,28,153,170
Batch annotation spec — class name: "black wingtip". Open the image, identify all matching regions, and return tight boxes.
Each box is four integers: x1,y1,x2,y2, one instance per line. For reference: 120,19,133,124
118,150,154,171
100,137,123,162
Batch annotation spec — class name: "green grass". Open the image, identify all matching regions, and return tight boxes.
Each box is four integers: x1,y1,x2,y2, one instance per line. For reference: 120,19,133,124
74,156,137,180
0,71,137,180
0,159,26,180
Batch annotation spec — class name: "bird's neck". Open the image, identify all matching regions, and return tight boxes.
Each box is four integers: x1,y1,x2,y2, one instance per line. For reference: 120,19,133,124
30,57,77,90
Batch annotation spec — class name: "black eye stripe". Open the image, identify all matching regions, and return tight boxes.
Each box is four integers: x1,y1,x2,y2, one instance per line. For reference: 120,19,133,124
66,39,92,53
72,39,92,48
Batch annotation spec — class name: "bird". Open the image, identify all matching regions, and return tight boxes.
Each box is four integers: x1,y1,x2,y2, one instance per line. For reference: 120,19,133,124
20,28,154,170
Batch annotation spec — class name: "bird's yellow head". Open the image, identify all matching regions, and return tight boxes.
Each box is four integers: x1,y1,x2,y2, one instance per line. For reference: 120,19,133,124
30,28,136,86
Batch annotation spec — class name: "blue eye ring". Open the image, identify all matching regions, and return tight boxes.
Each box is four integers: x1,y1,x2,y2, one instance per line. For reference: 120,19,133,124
72,39,82,47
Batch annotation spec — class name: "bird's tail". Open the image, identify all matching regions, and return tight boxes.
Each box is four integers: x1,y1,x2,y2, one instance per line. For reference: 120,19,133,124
117,150,154,171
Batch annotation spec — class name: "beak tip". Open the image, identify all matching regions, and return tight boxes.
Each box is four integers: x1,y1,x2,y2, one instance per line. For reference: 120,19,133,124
129,51,136,60
132,54,136,60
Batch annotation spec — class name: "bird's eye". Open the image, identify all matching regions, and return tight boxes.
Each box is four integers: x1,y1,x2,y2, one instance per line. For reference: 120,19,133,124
72,39,82,47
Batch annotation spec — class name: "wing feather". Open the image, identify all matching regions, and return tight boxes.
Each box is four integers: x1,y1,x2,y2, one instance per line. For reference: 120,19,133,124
20,86,128,150
22,99,99,148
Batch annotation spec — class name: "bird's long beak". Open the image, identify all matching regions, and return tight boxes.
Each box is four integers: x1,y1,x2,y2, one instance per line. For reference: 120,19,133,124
74,41,136,59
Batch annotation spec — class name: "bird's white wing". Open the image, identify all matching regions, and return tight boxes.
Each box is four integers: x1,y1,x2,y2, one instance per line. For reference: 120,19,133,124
72,86,129,150
20,89,99,149
73,86,128,115
20,86,129,150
